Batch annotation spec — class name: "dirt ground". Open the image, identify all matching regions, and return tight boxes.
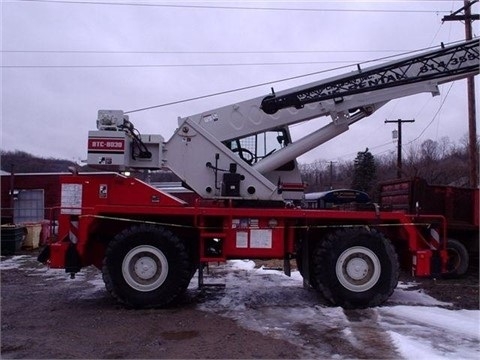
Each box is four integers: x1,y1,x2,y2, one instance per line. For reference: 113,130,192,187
398,263,479,310
1,249,478,359
1,251,300,359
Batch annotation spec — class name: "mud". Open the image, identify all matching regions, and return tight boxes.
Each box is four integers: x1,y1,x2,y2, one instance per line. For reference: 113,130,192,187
0,260,299,359
398,265,479,310
1,250,478,359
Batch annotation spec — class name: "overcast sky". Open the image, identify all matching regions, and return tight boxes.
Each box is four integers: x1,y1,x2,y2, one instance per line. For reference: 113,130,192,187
2,0,479,166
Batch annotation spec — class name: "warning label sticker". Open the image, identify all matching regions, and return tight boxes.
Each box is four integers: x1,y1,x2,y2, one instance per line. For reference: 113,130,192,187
250,229,272,248
61,183,82,215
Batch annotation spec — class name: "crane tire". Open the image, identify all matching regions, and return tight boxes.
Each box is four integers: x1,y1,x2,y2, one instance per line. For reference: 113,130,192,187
444,238,469,278
313,228,399,309
295,240,318,289
102,224,191,308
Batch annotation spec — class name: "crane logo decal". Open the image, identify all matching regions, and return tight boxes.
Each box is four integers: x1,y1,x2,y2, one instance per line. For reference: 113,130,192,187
88,138,125,153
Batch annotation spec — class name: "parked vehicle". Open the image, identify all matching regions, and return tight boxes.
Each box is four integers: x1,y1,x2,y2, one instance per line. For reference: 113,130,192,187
380,177,479,276
304,189,371,209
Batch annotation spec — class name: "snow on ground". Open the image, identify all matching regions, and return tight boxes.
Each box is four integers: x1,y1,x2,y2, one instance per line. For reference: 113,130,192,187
2,256,479,359
191,260,479,359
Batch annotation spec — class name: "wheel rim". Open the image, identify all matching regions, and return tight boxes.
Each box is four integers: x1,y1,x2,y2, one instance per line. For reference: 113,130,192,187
336,246,381,292
122,245,169,292
446,248,461,272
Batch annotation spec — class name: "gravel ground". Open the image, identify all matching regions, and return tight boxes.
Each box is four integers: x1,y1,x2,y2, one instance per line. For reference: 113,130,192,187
1,252,300,359
398,265,479,310
1,249,478,359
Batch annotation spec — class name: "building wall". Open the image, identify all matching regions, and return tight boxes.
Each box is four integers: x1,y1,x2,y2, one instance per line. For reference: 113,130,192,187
1,173,66,223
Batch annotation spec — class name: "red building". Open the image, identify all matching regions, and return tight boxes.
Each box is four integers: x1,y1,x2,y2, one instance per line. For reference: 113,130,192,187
1,172,65,224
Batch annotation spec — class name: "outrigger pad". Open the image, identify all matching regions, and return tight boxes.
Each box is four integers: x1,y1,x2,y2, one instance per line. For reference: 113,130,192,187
65,243,81,274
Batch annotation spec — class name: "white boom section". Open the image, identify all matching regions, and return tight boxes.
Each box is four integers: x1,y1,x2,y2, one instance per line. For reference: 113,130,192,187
87,39,479,201
180,40,477,142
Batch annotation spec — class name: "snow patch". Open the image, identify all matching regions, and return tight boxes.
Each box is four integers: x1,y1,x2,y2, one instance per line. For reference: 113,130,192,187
388,286,451,307
0,255,30,270
382,306,480,340
389,330,480,360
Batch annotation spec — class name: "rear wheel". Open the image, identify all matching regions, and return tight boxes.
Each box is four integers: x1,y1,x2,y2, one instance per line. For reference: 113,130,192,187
445,238,469,277
102,224,191,308
313,228,399,309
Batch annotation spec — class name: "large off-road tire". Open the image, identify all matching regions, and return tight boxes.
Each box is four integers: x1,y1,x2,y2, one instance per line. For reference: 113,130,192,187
102,224,191,308
445,238,469,278
295,239,318,289
313,228,399,309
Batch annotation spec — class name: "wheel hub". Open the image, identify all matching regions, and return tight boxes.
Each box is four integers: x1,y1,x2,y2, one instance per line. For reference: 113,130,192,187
345,258,369,280
122,245,169,292
336,246,381,292
134,256,158,280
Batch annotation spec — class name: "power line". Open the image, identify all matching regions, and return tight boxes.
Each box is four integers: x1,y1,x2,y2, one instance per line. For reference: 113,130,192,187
326,141,395,162
2,49,410,54
6,39,470,69
12,0,450,13
2,60,362,68
124,66,351,114
407,82,456,144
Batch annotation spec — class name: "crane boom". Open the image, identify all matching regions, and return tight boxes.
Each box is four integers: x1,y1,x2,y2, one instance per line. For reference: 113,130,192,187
180,39,477,146
261,39,479,114
87,39,479,202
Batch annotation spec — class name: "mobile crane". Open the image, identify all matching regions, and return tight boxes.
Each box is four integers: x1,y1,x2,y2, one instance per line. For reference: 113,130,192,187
39,39,479,309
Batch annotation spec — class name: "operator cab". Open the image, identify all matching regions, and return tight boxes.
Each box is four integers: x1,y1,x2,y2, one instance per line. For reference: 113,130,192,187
224,128,289,167
224,127,303,201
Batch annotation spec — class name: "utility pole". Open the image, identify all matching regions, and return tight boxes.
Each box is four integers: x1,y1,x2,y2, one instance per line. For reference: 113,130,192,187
443,0,479,187
9,163,15,222
328,161,337,189
385,119,415,179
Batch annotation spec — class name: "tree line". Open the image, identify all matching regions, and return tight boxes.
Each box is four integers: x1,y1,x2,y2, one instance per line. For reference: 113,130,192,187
300,135,475,201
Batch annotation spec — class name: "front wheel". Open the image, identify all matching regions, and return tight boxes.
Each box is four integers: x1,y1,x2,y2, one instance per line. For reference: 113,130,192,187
102,224,191,308
313,228,399,309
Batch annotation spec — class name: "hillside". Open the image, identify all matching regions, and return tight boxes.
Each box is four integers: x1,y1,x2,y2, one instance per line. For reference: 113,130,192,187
0,150,180,182
0,150,78,173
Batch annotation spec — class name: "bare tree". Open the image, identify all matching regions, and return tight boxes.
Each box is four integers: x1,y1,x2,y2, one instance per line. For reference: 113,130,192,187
300,136,473,195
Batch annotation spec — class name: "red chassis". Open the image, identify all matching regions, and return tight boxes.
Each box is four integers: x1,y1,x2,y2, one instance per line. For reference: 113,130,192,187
46,173,447,276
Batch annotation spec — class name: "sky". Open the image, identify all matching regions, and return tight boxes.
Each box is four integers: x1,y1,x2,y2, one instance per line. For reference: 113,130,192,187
1,255,479,359
1,0,479,166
